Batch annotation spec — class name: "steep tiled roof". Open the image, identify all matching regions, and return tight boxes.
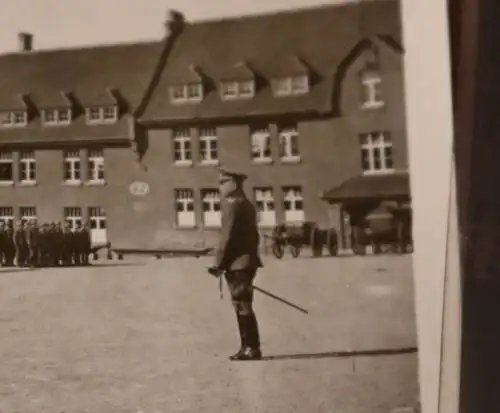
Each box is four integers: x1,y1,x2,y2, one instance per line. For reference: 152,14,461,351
0,40,163,143
139,0,402,122
0,41,163,109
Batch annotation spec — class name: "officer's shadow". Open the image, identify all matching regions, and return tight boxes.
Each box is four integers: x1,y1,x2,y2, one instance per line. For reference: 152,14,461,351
259,346,417,361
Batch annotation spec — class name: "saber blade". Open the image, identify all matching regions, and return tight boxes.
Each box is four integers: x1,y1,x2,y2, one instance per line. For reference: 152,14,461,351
253,285,309,314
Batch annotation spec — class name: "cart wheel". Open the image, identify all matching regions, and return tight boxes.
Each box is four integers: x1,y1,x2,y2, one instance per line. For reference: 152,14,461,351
309,226,322,257
117,253,124,260
272,242,284,259
326,229,338,256
352,244,366,255
290,244,300,258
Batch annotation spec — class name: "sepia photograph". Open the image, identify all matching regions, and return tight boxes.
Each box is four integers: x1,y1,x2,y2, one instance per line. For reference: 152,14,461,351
0,0,426,411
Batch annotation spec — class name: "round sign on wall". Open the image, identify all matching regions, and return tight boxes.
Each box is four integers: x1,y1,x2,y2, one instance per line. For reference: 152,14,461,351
129,181,150,196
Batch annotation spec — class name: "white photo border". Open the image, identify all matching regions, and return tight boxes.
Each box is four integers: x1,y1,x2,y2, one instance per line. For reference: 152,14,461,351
401,0,462,412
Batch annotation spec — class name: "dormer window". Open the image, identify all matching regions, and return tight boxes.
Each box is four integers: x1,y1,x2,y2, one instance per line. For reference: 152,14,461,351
272,75,309,96
86,105,118,124
170,83,203,103
361,72,384,109
42,108,72,126
0,111,27,128
220,80,255,100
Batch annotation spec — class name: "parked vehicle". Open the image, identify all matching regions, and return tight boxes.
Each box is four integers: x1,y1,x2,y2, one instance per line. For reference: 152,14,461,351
266,221,338,259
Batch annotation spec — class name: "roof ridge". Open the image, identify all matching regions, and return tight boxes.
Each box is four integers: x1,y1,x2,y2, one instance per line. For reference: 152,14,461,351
0,38,161,58
188,0,389,25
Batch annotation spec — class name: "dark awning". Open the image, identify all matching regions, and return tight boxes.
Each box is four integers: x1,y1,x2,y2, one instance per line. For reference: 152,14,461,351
321,171,410,203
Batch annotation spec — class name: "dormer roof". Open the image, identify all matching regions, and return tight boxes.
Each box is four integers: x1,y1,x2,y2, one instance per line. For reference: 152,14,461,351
266,55,310,78
78,87,120,106
219,61,255,81
171,64,205,84
0,93,30,111
35,91,73,109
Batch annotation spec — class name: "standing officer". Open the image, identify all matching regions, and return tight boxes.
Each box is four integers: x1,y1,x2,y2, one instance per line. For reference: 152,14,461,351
208,167,263,361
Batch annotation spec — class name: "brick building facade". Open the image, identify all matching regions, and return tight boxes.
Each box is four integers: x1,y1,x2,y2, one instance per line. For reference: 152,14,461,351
0,0,408,251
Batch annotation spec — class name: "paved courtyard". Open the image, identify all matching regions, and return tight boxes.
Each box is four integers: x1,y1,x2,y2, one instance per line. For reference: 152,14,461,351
0,254,419,413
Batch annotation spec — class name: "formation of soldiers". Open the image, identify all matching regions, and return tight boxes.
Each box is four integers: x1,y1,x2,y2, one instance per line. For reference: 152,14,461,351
0,220,92,268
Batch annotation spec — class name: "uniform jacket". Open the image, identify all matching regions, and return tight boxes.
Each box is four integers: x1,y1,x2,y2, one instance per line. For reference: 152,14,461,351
13,228,26,247
25,227,39,248
214,193,263,271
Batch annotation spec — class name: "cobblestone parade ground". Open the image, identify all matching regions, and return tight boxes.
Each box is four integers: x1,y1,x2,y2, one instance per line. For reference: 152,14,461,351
0,254,420,413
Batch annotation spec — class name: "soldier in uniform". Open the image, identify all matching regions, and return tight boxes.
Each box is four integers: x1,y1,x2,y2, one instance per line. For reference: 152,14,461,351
13,221,26,267
25,219,39,268
38,223,50,267
51,222,63,266
208,167,263,361
3,221,15,267
0,221,6,266
61,222,74,266
72,223,81,266
79,221,91,266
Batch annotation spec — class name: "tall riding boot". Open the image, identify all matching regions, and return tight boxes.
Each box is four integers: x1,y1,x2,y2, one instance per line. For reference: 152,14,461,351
245,313,261,350
230,314,262,361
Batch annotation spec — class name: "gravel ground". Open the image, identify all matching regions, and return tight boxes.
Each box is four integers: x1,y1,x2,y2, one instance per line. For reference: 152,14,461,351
0,254,420,413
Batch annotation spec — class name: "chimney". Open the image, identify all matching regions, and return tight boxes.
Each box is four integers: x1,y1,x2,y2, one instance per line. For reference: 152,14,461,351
18,32,33,52
164,10,185,38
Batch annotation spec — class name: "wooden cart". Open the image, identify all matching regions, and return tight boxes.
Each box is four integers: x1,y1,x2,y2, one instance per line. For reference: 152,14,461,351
266,222,338,259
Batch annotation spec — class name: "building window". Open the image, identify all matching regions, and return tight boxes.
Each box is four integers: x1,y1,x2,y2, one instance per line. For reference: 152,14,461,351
19,151,36,184
361,73,384,109
238,80,255,97
0,207,14,227
87,149,105,184
250,126,272,163
64,207,82,231
254,188,276,227
0,151,14,184
170,83,203,103
88,207,106,229
283,186,304,223
0,111,27,127
278,124,300,162
88,207,107,243
199,127,219,165
103,106,118,121
173,128,192,165
201,189,221,228
85,106,118,124
20,206,37,224
63,150,81,184
360,132,394,173
220,80,255,99
42,108,71,125
272,75,309,96
175,189,195,228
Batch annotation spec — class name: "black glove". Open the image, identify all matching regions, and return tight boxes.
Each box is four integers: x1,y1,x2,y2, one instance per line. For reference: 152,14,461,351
208,266,222,277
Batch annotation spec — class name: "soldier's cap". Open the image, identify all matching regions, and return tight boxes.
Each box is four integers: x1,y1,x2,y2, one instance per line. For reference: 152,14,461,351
218,167,248,184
